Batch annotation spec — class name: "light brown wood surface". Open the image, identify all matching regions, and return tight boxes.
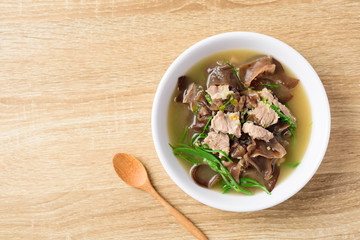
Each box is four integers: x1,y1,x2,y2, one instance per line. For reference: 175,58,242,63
0,0,359,239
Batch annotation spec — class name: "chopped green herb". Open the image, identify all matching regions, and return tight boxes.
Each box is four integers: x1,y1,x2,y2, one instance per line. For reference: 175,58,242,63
230,98,238,105
229,134,235,140
192,105,201,114
240,109,248,123
205,93,212,105
191,116,213,145
282,162,300,168
219,94,234,112
202,116,213,134
288,127,295,141
260,83,279,88
226,61,241,82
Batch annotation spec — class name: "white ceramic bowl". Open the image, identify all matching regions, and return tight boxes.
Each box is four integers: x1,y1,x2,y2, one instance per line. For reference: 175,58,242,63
151,32,330,212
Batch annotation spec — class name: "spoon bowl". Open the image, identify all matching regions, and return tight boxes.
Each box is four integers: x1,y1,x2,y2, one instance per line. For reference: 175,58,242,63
113,153,148,188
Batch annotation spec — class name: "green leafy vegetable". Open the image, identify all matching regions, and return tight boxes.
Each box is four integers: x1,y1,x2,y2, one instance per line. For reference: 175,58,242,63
173,152,202,165
171,143,252,194
205,93,212,105
221,178,271,195
191,133,207,145
202,116,213,134
239,177,271,195
169,143,201,165
222,184,231,194
191,116,214,144
201,147,233,163
260,83,279,88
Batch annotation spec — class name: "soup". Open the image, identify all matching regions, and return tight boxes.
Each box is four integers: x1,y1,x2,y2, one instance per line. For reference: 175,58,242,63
168,49,311,195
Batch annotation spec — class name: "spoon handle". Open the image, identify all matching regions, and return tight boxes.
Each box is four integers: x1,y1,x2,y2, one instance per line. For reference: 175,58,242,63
144,184,208,240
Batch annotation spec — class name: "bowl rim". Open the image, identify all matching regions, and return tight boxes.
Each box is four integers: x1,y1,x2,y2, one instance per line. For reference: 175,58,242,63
151,31,331,212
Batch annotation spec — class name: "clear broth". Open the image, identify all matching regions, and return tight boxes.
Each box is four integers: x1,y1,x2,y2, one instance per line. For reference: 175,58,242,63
167,49,312,194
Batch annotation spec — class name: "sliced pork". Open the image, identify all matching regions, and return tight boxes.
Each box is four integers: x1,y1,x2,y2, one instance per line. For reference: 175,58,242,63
242,121,274,142
206,84,234,101
203,131,230,156
211,111,241,138
248,101,279,128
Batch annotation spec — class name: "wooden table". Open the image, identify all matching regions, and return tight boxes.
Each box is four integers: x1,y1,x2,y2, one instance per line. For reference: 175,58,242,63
0,1,359,239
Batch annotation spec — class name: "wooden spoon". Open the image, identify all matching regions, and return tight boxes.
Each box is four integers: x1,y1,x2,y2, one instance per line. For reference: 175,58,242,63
112,153,208,240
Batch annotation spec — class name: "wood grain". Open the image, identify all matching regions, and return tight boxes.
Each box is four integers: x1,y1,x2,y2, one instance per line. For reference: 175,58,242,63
0,0,359,239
